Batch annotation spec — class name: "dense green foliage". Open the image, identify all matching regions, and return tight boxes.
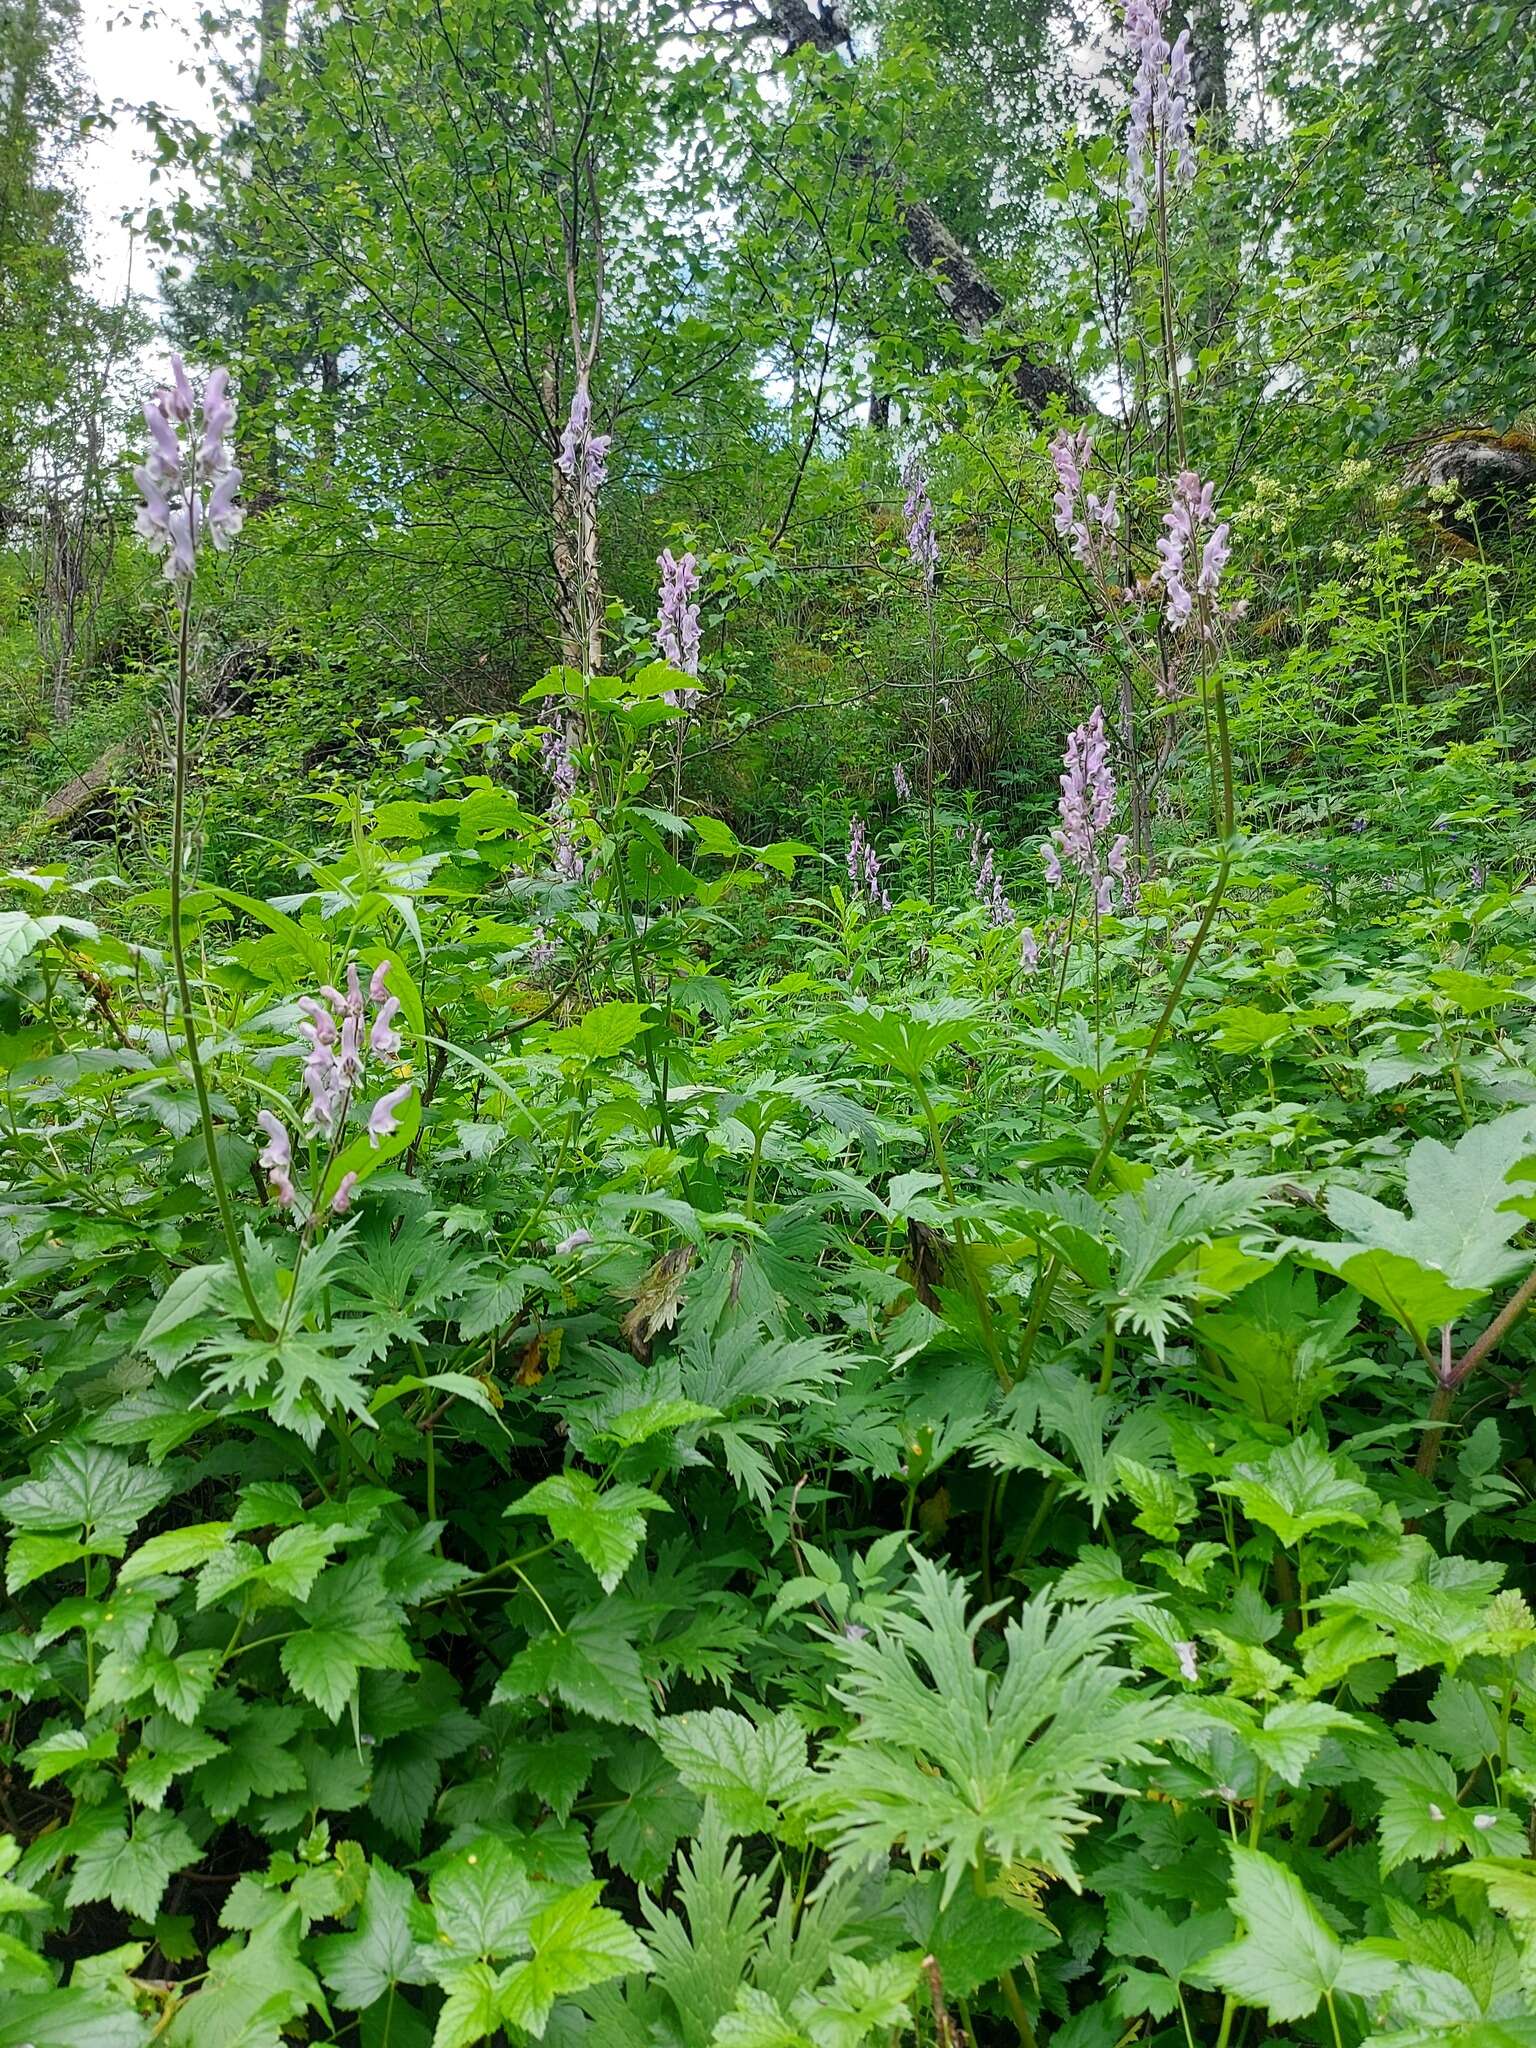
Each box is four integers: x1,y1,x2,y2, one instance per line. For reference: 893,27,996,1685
4,0,1536,2041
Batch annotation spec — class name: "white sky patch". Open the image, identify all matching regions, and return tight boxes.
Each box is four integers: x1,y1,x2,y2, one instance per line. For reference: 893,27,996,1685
77,0,215,318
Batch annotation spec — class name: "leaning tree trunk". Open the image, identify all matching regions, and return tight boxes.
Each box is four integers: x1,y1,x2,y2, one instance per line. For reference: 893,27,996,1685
763,0,1087,414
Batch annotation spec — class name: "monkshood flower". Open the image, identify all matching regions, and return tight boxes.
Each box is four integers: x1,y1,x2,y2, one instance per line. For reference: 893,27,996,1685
253,962,412,1225
541,717,585,881
1156,469,1231,636
847,816,891,912
368,1082,413,1147
902,457,938,590
1125,0,1194,229
556,374,611,493
256,1111,296,1209
1019,926,1040,973
1049,428,1118,570
133,355,243,583
656,548,701,704
893,762,911,801
969,826,1016,927
1042,706,1134,912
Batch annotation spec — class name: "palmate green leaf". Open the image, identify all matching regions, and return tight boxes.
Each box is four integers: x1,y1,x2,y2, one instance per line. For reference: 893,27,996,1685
1216,1437,1378,1547
496,1883,651,2037
431,1838,534,1959
65,1809,198,1920
1198,1261,1361,1428
123,1716,226,1810
0,1988,153,2048
1201,1846,1398,2024
791,1954,919,2048
118,1521,234,1585
493,1606,654,1728
162,1902,324,2046
714,1988,812,2046
313,1859,433,2010
898,1876,1059,2001
656,1709,811,1838
1294,1107,1536,1343
830,999,982,1084
1377,1747,1521,1872
1316,1553,1507,1674
435,1961,502,2048
591,1737,699,1885
811,1552,1178,1903
508,1471,668,1593
0,1439,173,1543
20,1723,119,1784
280,1562,417,1720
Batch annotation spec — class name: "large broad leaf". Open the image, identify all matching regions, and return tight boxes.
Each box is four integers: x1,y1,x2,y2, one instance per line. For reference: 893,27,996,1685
655,1708,811,1837
496,1883,651,2036
507,1472,668,1594
65,1810,198,1920
0,1989,152,2047
313,1859,433,2010
494,1608,654,1728
830,1000,982,1085
1294,1109,1536,1343
1201,1846,1398,2024
0,1442,173,1544
1216,1438,1378,1548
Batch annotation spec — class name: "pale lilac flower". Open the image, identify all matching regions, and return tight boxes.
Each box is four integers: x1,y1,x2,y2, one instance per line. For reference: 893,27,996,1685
368,1082,413,1148
1124,0,1194,229
369,960,393,1004
656,548,702,704
556,1228,593,1255
893,762,911,801
1157,470,1230,635
556,375,610,492
1019,926,1040,972
1049,428,1119,572
1043,706,1134,912
968,826,1015,927
256,1110,296,1209
331,1171,359,1216
370,995,402,1061
847,817,891,912
165,354,197,423
133,360,243,584
541,718,585,882
527,926,558,971
901,457,938,591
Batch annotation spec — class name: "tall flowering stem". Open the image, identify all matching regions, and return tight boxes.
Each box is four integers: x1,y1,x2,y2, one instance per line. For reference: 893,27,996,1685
903,456,941,903
134,359,264,1328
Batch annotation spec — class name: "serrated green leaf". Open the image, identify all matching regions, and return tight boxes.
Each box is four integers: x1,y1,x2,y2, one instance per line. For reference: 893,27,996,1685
496,1883,650,2036
1202,1846,1398,2023
508,1471,667,1593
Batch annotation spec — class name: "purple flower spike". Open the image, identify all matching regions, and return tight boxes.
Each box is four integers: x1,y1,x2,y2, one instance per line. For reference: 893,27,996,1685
133,359,243,585
556,375,610,493
1043,706,1136,912
1124,0,1194,228
1157,470,1231,635
893,762,911,801
901,457,939,590
656,548,702,704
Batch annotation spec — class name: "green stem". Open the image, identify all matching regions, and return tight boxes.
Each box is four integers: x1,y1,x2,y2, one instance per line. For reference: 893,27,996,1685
167,591,267,1331
1018,841,1233,1377
913,1077,1011,1392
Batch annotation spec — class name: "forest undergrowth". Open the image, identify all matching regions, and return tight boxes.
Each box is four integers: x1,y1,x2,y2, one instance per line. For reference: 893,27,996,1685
4,0,1536,2042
